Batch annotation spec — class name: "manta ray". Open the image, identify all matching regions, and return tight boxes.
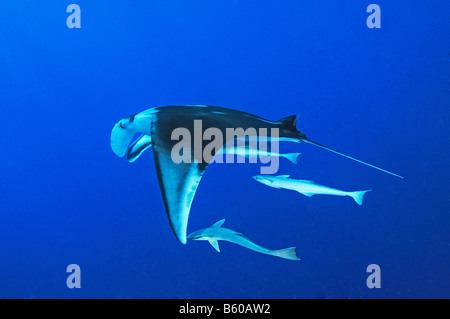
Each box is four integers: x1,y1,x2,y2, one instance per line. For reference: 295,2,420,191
111,105,402,244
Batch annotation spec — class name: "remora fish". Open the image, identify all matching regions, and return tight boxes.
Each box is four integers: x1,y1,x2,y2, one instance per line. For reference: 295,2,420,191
215,145,301,164
111,105,402,244
253,175,371,205
125,135,301,164
187,219,300,261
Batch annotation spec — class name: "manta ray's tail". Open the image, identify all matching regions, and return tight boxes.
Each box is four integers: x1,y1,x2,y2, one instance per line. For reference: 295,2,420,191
271,247,301,261
301,137,404,179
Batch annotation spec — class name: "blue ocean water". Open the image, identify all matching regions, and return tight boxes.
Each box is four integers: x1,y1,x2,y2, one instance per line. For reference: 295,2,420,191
0,1,449,299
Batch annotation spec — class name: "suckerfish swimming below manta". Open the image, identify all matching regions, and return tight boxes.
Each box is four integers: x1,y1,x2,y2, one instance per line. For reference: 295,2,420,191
188,219,300,261
253,175,371,205
111,105,403,244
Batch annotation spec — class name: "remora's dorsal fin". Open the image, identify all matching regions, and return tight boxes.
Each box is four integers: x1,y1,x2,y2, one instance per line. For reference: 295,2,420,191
208,240,220,252
211,219,225,228
302,137,404,179
126,134,152,162
277,115,297,131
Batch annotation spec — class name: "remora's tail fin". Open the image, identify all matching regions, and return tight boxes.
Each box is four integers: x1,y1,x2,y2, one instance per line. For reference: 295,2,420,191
271,247,301,261
349,190,372,205
284,153,301,164
302,137,404,179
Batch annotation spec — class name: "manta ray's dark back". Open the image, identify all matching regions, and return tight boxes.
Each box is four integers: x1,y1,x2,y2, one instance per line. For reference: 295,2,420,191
149,105,303,244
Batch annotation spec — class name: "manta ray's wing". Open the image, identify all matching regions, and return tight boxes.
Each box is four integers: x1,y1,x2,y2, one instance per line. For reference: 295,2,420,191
151,127,209,245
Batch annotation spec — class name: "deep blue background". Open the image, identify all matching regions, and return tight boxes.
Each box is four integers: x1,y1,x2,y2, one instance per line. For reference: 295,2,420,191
0,1,448,298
